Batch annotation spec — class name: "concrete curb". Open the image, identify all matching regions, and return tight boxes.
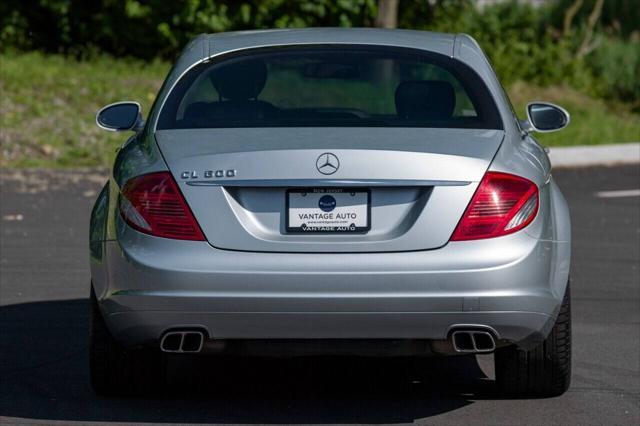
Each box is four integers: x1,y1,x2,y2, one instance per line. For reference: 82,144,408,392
549,143,640,168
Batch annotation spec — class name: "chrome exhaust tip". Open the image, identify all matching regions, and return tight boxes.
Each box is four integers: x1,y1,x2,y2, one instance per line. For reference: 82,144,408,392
451,330,496,353
160,330,204,353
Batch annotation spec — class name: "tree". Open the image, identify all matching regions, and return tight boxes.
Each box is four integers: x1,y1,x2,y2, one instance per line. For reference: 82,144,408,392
375,0,399,28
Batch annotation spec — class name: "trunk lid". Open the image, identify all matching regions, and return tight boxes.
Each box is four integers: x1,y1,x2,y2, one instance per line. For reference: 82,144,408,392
155,128,503,252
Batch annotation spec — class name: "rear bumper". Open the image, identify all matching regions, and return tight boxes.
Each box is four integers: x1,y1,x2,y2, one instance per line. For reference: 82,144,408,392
92,225,570,348
107,311,554,350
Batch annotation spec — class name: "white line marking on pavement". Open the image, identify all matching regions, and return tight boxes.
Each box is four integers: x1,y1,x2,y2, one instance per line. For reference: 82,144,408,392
594,189,640,198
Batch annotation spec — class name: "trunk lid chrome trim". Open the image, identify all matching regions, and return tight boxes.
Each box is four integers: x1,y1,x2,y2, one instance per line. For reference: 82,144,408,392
185,179,471,187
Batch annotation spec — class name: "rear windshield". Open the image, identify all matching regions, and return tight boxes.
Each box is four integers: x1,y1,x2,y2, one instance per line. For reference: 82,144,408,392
157,46,502,130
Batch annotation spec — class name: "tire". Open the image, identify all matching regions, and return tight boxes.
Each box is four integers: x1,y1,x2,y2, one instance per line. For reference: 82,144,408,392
495,282,572,397
89,286,164,395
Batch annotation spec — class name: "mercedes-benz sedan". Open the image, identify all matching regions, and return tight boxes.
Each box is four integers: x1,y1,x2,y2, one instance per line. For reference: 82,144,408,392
90,28,572,397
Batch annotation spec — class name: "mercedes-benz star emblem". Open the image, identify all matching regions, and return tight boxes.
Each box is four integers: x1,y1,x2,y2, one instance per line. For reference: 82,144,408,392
316,153,340,175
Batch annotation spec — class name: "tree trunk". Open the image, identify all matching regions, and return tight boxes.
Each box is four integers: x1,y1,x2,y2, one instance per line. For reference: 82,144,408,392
375,0,399,29
577,0,605,58
563,0,583,36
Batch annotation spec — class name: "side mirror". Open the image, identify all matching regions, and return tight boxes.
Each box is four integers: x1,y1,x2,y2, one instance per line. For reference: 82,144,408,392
522,102,570,133
96,101,144,132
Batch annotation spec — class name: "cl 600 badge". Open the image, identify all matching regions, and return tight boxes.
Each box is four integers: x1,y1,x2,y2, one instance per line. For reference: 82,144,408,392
180,169,236,179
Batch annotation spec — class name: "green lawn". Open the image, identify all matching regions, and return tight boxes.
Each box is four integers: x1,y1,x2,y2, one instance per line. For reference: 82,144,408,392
508,82,640,147
0,53,169,168
1,52,638,168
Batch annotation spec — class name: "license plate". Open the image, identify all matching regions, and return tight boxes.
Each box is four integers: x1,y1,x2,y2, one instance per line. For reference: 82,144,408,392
286,188,370,233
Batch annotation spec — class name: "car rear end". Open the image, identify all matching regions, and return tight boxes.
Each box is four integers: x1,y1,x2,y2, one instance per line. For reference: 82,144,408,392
89,30,571,396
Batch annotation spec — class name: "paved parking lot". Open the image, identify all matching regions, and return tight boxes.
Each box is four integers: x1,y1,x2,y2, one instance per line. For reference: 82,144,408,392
0,165,638,425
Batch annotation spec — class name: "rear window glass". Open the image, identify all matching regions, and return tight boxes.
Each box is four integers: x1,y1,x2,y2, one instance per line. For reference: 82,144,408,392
158,46,502,130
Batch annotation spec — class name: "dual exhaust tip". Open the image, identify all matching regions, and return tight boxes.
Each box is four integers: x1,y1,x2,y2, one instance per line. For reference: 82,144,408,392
160,329,496,354
451,330,496,353
160,330,204,353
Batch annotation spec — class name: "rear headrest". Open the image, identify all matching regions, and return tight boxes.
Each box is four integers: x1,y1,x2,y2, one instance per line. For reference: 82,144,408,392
395,81,455,120
210,59,267,101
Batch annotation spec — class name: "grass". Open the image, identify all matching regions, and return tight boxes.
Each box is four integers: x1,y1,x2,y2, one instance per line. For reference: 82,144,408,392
0,52,169,168
509,82,640,147
1,52,639,168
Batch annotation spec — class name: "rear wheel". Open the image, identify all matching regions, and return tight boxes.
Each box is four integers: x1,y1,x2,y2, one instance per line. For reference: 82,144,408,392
89,286,165,395
495,282,572,397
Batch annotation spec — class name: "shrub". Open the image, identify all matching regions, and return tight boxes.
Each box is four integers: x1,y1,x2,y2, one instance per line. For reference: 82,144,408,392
0,0,636,105
586,37,640,105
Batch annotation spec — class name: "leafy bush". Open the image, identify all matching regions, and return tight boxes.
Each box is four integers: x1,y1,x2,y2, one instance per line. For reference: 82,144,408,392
402,0,637,104
0,0,377,59
586,37,640,105
0,0,637,105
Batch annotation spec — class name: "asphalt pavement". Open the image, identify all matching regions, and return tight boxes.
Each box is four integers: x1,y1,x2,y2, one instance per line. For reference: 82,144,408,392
0,165,638,425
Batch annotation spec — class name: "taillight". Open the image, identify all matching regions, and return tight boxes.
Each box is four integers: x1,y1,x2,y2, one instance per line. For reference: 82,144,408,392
451,172,538,241
119,172,205,241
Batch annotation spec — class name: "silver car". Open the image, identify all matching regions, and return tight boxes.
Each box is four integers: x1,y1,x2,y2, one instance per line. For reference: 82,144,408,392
90,28,572,397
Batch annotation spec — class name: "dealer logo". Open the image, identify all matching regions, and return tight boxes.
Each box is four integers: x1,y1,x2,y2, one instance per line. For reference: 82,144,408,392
318,195,337,212
316,153,340,175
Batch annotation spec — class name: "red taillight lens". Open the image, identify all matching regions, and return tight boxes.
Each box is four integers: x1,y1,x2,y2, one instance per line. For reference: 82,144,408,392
119,172,205,241
451,172,538,241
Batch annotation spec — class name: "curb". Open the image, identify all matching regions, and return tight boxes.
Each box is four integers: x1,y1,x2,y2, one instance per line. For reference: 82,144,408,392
549,143,640,168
